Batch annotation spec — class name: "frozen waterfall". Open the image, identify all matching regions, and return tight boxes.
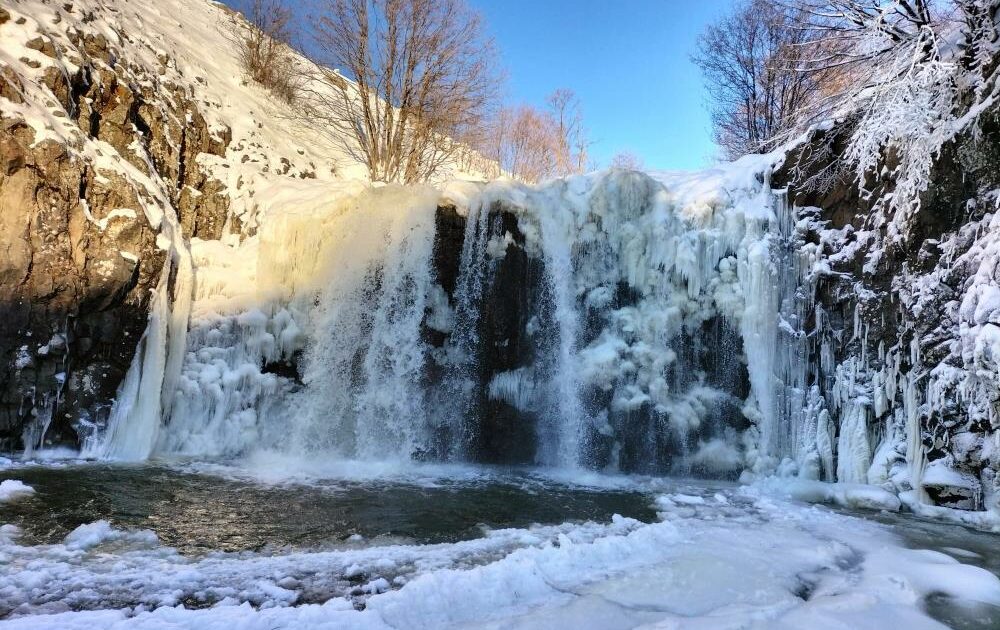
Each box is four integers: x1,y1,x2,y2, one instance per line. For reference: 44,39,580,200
88,161,836,477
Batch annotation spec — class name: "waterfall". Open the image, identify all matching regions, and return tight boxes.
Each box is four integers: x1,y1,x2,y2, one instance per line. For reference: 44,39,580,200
293,186,439,460
436,199,499,460
90,162,849,477
534,196,589,468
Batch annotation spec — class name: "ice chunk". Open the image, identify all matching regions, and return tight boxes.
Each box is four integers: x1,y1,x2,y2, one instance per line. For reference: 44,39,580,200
0,479,35,502
64,520,159,551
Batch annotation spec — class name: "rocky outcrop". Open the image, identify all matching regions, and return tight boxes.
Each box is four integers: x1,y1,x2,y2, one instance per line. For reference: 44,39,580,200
0,1,233,450
775,101,1000,510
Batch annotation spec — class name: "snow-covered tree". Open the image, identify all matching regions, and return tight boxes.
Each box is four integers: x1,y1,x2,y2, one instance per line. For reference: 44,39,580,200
793,0,1000,220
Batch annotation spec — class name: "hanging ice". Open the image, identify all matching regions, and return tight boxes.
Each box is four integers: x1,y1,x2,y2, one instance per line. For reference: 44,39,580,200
89,156,861,478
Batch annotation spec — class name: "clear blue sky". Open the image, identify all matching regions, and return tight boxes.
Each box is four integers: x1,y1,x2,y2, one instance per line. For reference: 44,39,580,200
470,0,734,170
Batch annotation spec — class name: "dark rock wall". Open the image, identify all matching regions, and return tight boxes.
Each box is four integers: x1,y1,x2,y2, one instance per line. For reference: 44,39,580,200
776,103,1000,503
428,204,548,464
0,10,232,449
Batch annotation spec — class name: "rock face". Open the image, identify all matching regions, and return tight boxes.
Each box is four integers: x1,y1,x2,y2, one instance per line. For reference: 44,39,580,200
0,1,232,450
775,102,1000,509
428,204,547,464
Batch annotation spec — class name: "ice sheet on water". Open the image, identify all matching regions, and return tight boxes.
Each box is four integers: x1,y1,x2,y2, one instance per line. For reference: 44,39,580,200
2,484,999,629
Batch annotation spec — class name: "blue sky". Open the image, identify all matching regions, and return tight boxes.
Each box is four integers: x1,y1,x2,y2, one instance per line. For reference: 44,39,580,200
470,0,734,170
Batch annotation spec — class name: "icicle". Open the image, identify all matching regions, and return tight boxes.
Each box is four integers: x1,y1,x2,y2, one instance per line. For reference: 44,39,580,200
21,396,55,459
88,258,173,461
488,368,536,412
837,399,872,483
903,333,930,503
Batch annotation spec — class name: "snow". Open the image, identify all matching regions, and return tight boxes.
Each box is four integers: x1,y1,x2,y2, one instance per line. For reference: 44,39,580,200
0,480,35,503
899,491,1000,533
753,478,902,512
63,520,159,551
922,459,979,491
1,485,997,629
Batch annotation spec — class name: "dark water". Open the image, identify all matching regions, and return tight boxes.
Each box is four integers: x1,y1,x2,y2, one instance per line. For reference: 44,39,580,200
0,463,658,554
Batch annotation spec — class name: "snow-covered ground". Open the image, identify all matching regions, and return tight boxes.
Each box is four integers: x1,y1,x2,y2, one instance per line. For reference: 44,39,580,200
1,469,998,629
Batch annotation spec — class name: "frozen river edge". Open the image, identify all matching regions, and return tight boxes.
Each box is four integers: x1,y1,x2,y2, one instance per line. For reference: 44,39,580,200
2,462,1000,630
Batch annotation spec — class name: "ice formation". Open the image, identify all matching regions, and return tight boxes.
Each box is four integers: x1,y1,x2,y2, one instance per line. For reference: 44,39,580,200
0,479,35,503
14,0,990,503
76,151,859,479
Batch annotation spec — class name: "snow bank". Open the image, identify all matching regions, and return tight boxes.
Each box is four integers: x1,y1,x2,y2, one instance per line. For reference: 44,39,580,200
899,490,1000,533
752,477,903,512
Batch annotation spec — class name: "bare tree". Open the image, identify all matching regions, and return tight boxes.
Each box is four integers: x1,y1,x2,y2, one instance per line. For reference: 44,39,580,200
304,0,501,184
610,151,645,171
475,90,595,182
229,0,299,102
478,105,512,179
546,88,591,175
500,105,560,182
693,0,816,159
